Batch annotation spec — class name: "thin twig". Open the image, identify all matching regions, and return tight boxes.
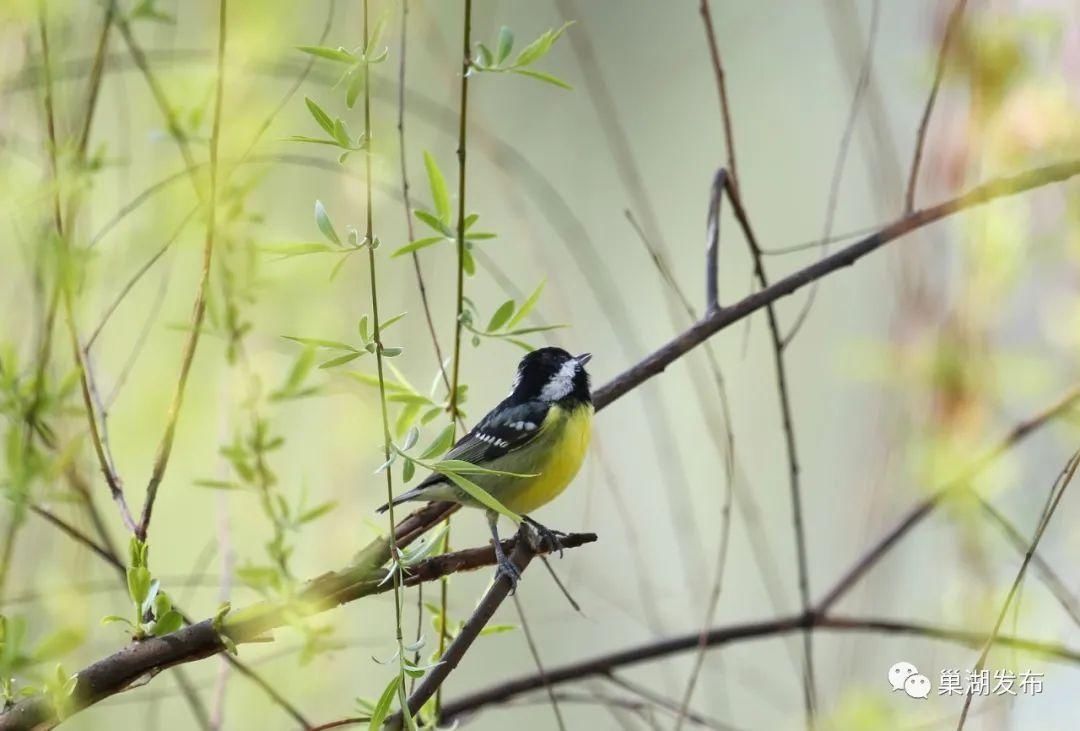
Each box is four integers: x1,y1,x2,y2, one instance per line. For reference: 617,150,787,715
782,0,881,347
137,0,229,540
905,0,968,213
817,383,1080,613
436,610,1080,723
510,593,567,731
956,449,1080,729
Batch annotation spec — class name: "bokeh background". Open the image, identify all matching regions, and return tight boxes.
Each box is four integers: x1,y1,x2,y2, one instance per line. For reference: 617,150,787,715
3,0,1080,728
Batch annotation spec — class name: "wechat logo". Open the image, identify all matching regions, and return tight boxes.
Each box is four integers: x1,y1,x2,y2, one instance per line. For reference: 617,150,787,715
889,661,931,699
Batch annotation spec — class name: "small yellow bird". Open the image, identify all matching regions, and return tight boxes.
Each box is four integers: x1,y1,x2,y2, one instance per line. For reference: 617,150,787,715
378,347,593,583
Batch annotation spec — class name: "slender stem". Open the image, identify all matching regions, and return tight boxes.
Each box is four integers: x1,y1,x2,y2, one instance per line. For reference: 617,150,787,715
437,1,472,718
362,0,409,717
447,0,472,424
397,0,453,397
956,450,1080,729
137,0,229,540
905,0,968,213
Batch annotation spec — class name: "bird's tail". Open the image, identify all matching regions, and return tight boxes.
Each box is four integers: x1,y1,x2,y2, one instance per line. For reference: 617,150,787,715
375,486,426,514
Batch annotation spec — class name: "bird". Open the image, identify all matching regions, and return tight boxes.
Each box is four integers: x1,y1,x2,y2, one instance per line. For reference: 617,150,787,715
377,347,593,585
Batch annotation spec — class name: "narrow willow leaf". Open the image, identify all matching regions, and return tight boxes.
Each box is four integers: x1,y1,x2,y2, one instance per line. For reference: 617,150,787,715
496,26,514,63
332,118,351,148
513,22,572,68
392,236,445,257
423,152,451,224
507,279,545,329
435,459,535,478
314,200,341,245
379,312,407,331
319,351,363,369
346,67,365,109
193,479,244,490
260,242,334,257
297,45,356,63
486,300,516,332
283,135,338,146
440,470,520,523
510,68,572,90
402,458,415,483
304,97,335,136
368,675,401,730
402,426,419,451
297,500,337,525
419,424,454,459
282,336,357,351
414,210,453,236
475,43,494,68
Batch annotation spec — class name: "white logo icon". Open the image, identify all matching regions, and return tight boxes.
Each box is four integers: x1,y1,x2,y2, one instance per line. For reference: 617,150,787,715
904,673,931,699
888,661,919,692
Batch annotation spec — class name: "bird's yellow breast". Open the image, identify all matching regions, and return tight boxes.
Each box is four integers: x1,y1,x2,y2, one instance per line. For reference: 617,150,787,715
502,402,593,514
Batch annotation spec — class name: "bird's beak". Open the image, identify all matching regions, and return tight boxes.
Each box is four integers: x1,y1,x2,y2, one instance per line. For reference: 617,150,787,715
575,352,592,366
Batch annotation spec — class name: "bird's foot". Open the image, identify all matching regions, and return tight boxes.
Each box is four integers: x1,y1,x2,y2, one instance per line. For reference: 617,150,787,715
523,516,566,558
493,540,522,592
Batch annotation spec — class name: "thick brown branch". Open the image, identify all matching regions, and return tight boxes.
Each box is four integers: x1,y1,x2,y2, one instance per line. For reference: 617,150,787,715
0,532,593,730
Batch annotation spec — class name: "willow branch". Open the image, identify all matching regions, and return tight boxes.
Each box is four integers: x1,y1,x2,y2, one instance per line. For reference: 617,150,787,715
0,523,594,730
136,0,228,540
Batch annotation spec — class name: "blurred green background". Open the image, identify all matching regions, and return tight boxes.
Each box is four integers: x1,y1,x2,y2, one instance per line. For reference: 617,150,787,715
3,0,1080,728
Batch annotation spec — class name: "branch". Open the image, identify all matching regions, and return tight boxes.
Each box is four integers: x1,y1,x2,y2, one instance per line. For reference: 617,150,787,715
0,531,594,730
437,610,1080,723
904,0,968,213
136,0,228,541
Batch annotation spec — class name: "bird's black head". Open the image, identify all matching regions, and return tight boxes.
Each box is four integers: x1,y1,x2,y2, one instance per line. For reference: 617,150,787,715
509,347,592,405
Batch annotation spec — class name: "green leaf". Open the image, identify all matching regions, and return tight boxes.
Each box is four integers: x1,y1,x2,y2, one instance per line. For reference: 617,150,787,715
368,674,401,730
387,393,433,406
314,200,341,245
297,500,337,525
332,118,352,148
282,336,356,351
435,459,535,478
475,43,494,68
486,300,516,332
305,97,335,136
297,45,357,63
392,236,445,257
127,566,151,607
381,347,402,357
319,352,363,369
510,68,572,90
283,135,339,146
141,579,161,615
439,470,520,522
346,67,365,109
100,615,132,627
152,611,183,636
496,26,514,63
414,210,452,236
513,23,572,68
419,425,455,459
507,279,544,329
153,591,172,618
402,459,415,483
260,242,334,257
379,312,407,331
423,152,451,225
358,315,370,342
402,427,419,451
479,623,517,636
193,478,244,490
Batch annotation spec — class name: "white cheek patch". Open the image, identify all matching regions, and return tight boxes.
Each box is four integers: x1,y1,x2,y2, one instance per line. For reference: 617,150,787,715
540,359,578,402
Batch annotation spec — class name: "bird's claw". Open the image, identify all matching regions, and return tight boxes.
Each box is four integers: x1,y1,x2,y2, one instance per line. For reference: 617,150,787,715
524,518,566,558
495,551,522,592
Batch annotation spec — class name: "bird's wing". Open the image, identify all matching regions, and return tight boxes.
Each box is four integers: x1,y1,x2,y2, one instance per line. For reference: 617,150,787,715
415,400,550,488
